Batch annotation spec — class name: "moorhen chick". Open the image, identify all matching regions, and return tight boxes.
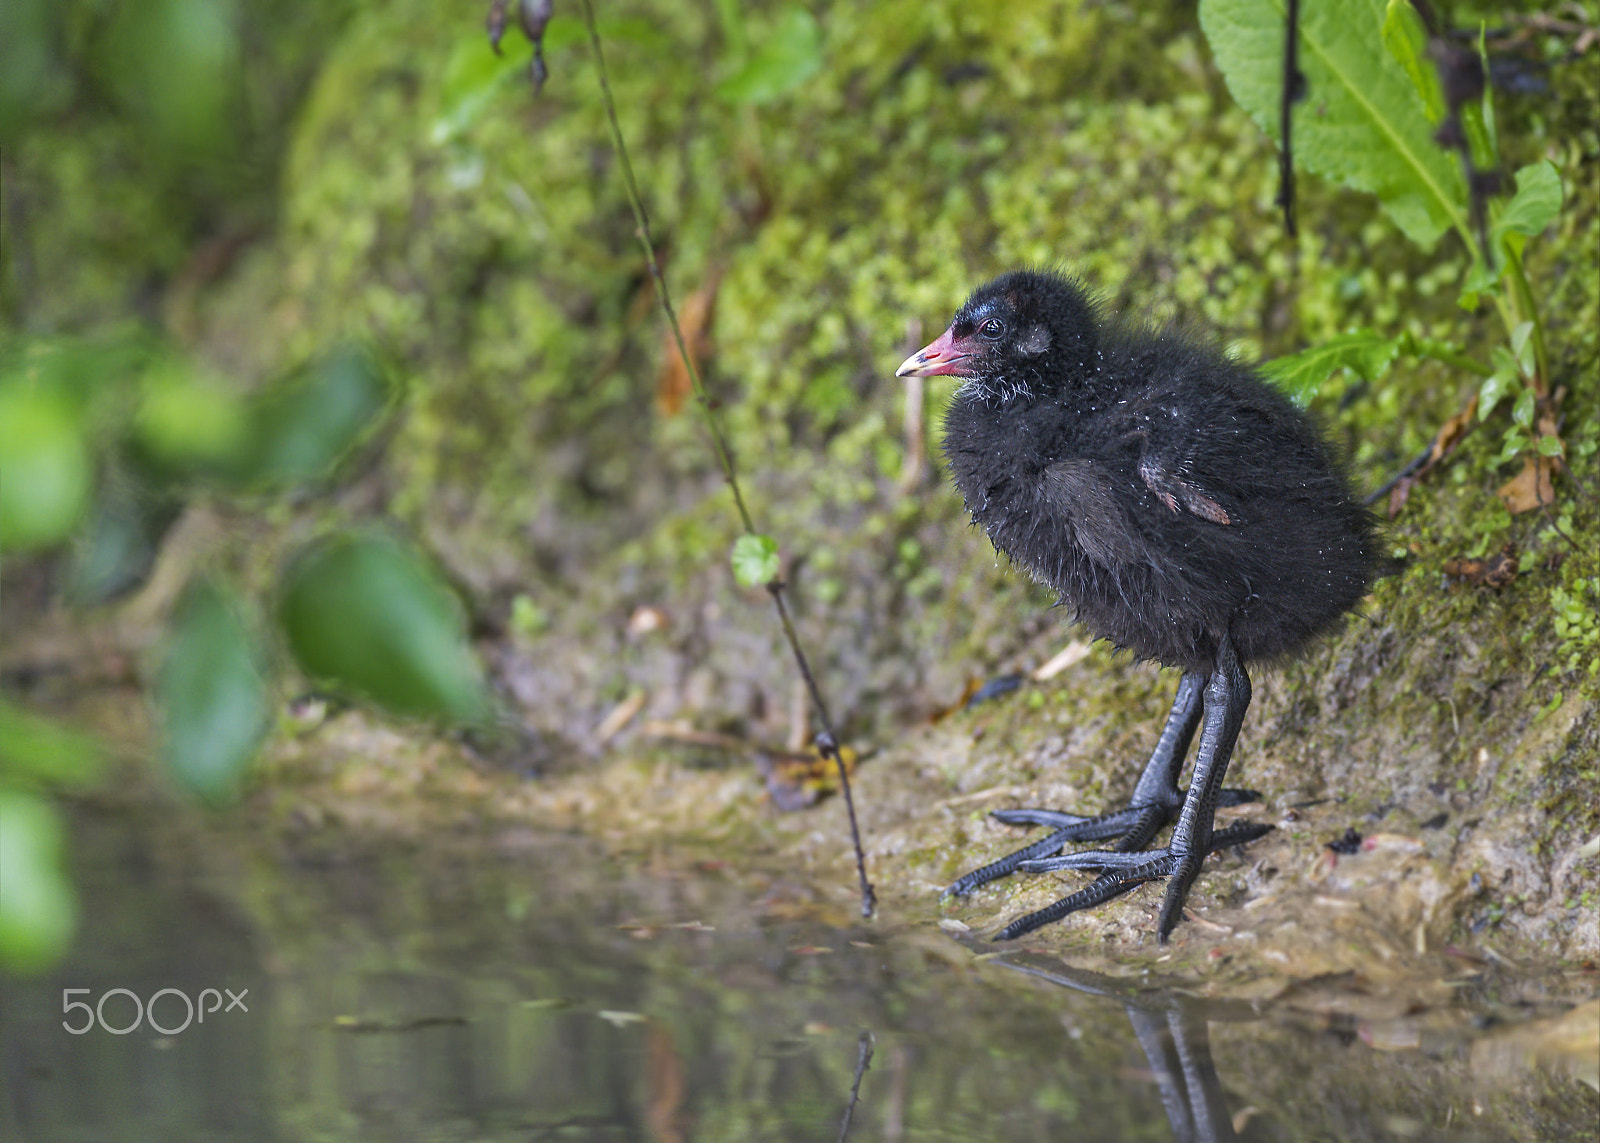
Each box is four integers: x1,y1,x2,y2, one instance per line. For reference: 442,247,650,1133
897,269,1381,943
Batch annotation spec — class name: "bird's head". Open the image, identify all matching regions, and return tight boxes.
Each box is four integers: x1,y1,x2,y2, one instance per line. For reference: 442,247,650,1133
895,270,1101,402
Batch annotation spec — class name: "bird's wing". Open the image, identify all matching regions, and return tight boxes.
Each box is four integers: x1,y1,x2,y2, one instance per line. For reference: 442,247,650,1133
1039,459,1152,567
1136,453,1232,526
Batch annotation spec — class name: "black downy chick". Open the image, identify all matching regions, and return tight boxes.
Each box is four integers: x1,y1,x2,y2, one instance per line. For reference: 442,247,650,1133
897,270,1381,943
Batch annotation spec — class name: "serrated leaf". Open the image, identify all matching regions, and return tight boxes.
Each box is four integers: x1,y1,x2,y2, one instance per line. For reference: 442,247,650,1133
157,581,272,803
1493,160,1562,242
279,533,489,723
1201,0,1468,248
1403,334,1490,375
715,7,822,106
1260,330,1403,405
1381,0,1444,124
731,533,779,588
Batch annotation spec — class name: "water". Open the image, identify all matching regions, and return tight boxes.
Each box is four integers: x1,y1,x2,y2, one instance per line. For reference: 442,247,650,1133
2,801,1594,1142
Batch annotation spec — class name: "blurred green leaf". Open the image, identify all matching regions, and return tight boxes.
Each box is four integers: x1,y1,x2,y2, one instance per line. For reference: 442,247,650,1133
0,383,93,551
1201,0,1468,248
67,472,177,605
1380,0,1443,125
0,0,72,141
134,358,249,470
432,35,531,144
731,533,780,587
0,790,76,974
715,7,822,106
103,0,239,156
1260,329,1402,405
1511,388,1536,429
1508,321,1536,378
1477,359,1518,420
1494,160,1562,243
157,581,272,803
0,703,105,786
541,15,667,52
236,345,390,489
279,533,489,723
1461,25,1498,172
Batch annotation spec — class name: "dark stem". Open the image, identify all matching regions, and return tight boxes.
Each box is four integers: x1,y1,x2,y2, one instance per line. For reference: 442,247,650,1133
578,0,874,918
768,581,876,917
834,1031,875,1143
1277,0,1304,237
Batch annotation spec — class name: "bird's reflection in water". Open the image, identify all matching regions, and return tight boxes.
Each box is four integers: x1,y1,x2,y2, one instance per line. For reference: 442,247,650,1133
965,939,1264,1143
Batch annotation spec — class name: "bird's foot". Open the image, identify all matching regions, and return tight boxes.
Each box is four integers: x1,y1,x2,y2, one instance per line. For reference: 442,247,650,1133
991,821,1272,943
943,786,1259,899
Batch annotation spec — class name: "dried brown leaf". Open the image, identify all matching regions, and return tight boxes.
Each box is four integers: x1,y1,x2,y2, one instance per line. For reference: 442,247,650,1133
1497,455,1557,514
655,277,719,416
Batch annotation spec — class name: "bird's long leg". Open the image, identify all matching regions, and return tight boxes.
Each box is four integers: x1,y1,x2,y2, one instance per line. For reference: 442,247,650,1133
1011,634,1258,943
1157,635,1251,941
946,672,1258,899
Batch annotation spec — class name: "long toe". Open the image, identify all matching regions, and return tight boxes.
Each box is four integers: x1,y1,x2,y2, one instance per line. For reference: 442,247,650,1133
1019,849,1174,874
944,827,1074,898
946,800,1170,897
989,822,1274,941
990,804,1155,841
1156,850,1208,944
991,872,1152,941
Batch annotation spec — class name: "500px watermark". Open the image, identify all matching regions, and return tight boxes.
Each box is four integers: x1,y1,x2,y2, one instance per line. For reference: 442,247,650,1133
62,988,249,1035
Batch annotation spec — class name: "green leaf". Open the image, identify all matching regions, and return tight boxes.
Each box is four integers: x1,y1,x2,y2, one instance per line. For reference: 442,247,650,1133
1462,24,1498,171
1493,160,1562,243
133,356,248,471
1509,320,1536,378
279,533,490,723
1511,387,1536,429
1201,0,1468,248
1260,330,1403,405
731,533,780,588
1477,366,1518,420
1536,435,1565,458
0,702,104,786
715,7,822,106
0,383,92,552
431,35,531,144
235,344,390,489
1381,0,1443,124
157,581,272,803
0,791,76,973
1402,334,1491,376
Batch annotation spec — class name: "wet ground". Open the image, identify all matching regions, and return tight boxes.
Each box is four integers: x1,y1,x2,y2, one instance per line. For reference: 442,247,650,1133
3,787,1595,1143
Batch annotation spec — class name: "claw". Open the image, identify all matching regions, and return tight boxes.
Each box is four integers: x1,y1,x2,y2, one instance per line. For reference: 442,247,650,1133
991,822,1273,942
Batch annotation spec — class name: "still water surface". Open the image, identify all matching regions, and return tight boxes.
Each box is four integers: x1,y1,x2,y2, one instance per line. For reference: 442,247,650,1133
3,801,1594,1142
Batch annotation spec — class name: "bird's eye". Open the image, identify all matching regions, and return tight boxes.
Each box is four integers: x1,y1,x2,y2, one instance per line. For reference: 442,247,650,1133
979,318,1006,340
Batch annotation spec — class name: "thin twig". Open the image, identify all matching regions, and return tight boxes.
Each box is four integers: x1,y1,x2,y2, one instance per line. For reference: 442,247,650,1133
835,1031,875,1143
577,0,875,917
768,582,876,916
1277,0,1304,237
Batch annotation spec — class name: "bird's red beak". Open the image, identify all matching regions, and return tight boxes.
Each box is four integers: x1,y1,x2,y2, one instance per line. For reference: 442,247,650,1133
896,327,973,377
